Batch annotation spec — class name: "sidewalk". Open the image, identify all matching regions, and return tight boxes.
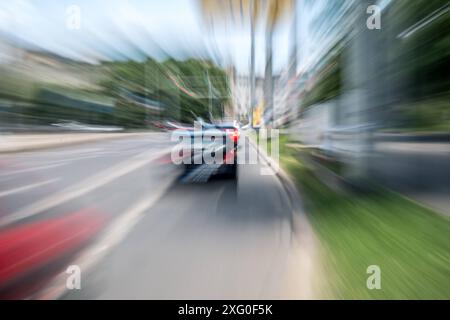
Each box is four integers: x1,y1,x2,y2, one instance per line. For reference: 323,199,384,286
0,132,156,154
248,134,323,298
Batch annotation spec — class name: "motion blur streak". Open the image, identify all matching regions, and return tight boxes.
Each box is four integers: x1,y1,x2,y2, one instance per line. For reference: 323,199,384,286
0,209,106,299
0,0,449,300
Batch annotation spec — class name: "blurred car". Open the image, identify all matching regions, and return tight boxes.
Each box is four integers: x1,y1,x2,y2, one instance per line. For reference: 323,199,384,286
179,121,240,181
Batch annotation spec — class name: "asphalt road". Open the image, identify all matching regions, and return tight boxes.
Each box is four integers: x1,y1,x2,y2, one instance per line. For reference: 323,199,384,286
0,133,317,299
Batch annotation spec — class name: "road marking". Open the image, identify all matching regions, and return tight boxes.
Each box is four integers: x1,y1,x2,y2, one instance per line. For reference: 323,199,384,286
13,148,106,164
0,178,59,198
38,154,113,165
0,163,67,178
17,146,159,167
23,149,133,167
38,148,104,156
33,173,176,300
0,146,173,228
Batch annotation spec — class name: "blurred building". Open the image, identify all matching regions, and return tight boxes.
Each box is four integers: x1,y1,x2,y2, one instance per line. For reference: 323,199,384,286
0,36,117,130
291,0,450,192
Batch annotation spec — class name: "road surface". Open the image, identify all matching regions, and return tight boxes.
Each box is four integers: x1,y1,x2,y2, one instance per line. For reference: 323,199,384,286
0,133,318,299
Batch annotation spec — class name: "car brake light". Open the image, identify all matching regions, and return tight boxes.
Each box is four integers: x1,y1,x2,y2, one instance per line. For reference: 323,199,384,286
225,129,240,142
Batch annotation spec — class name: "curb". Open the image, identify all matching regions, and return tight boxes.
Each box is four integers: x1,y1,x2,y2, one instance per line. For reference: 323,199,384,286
248,139,315,238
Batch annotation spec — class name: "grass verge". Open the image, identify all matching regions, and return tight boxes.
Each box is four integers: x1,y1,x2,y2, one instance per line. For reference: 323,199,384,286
274,134,450,299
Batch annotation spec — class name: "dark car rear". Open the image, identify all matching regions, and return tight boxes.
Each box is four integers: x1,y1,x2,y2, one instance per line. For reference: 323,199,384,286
179,122,240,182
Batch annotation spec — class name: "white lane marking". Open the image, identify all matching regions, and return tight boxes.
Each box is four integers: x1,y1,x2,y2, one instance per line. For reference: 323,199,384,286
11,145,160,167
25,149,133,166
36,154,114,166
0,146,172,228
12,148,105,163
0,163,67,178
34,173,177,300
39,148,104,156
0,178,60,198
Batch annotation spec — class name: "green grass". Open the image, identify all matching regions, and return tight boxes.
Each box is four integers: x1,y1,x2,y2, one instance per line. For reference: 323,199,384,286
277,135,450,299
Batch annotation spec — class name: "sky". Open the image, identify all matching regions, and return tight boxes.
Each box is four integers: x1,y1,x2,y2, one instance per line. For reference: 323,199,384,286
0,0,323,75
